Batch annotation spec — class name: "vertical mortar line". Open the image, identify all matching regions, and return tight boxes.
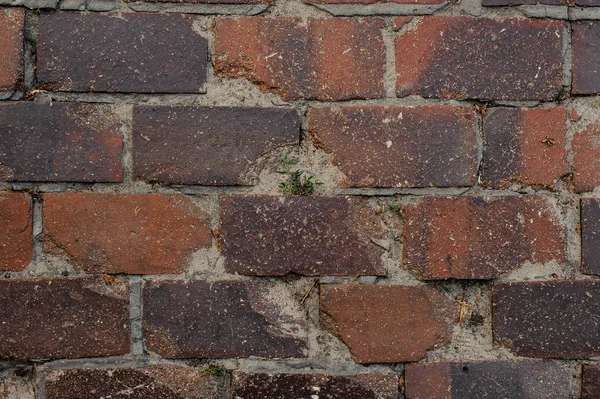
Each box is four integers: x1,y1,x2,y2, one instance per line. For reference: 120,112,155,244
31,194,43,269
119,104,135,186
571,360,583,399
23,10,39,93
562,20,573,97
382,17,397,99
128,275,144,356
474,107,485,188
34,363,46,399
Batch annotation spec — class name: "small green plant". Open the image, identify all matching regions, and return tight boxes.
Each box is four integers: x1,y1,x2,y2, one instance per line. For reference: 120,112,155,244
388,202,402,214
201,364,228,377
278,153,322,196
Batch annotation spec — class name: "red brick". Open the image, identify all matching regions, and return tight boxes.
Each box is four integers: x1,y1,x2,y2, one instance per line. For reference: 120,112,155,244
143,280,307,358
396,17,564,101
214,17,385,101
493,281,600,358
483,108,568,189
38,13,207,93
220,196,386,276
405,361,572,399
0,103,123,183
582,365,600,399
45,365,219,399
133,106,300,185
572,122,600,192
573,22,600,95
43,193,211,274
320,284,457,363
403,196,565,280
0,9,23,92
308,106,478,188
0,193,32,271
0,278,129,360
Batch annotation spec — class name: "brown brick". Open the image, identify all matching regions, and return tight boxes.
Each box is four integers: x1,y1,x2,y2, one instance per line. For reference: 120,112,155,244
493,281,600,358
405,361,572,399
0,103,122,183
396,17,564,101
220,196,386,276
320,284,457,363
232,372,398,399
133,106,300,185
214,17,385,101
582,365,600,399
582,199,600,275
43,193,211,274
0,193,32,271
38,13,207,93
573,22,600,95
0,9,23,92
483,108,568,189
574,0,600,5
572,122,600,192
309,106,477,188
0,278,129,359
403,196,565,280
45,365,219,399
143,280,307,358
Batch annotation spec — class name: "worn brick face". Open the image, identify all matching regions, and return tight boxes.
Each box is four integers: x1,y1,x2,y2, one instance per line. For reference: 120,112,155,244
38,13,207,93
581,199,600,275
43,193,211,274
320,284,457,363
0,278,129,360
133,106,300,185
143,280,307,358
483,108,568,188
403,196,565,280
582,365,600,399
45,365,219,399
0,193,32,271
482,0,563,5
214,17,385,101
396,17,564,101
0,9,23,92
493,281,600,358
573,22,600,95
572,122,600,192
220,196,386,276
405,361,572,399
308,106,477,188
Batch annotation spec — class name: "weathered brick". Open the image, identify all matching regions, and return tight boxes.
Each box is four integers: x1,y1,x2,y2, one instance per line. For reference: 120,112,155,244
403,196,565,280
0,193,32,271
220,196,386,276
45,365,219,399
483,108,568,189
582,365,600,399
214,17,385,101
308,106,477,188
143,280,307,358
232,372,398,399
572,122,600,192
396,17,564,101
309,0,442,3
405,361,572,399
0,9,23,92
133,106,300,185
0,368,35,399
43,193,211,274
573,22,600,95
38,13,207,93
320,284,457,363
0,278,129,359
0,102,122,182
574,0,600,5
582,199,600,275
493,281,600,358
137,0,270,3
483,0,563,5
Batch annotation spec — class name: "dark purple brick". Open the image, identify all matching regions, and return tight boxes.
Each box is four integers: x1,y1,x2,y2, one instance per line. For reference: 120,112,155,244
582,365,600,399
582,198,600,275
133,106,300,185
220,196,386,276
483,0,563,5
38,13,207,93
573,22,600,95
0,102,122,182
493,281,600,358
574,0,600,5
0,278,129,360
0,9,24,92
143,280,307,358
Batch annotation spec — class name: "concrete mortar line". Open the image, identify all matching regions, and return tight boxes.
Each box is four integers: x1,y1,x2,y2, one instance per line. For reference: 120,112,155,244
128,275,144,356
382,17,398,99
23,10,38,94
31,195,43,271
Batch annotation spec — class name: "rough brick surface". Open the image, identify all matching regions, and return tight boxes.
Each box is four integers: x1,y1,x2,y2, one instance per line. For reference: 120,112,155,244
143,280,307,358
0,278,129,359
133,106,300,185
572,122,600,192
483,108,568,188
43,193,211,274
581,199,600,275
38,13,207,93
573,22,600,95
574,0,600,5
405,361,572,399
220,196,386,276
308,106,478,188
309,0,442,3
483,0,563,5
0,103,122,182
0,193,32,271
493,281,600,358
396,17,564,101
0,9,23,92
320,284,457,363
214,17,385,101
232,372,399,399
403,196,565,280
45,365,219,399
582,365,600,399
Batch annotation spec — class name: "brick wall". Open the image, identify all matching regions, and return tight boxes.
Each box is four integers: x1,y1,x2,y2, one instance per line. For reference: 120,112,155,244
1,0,600,397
